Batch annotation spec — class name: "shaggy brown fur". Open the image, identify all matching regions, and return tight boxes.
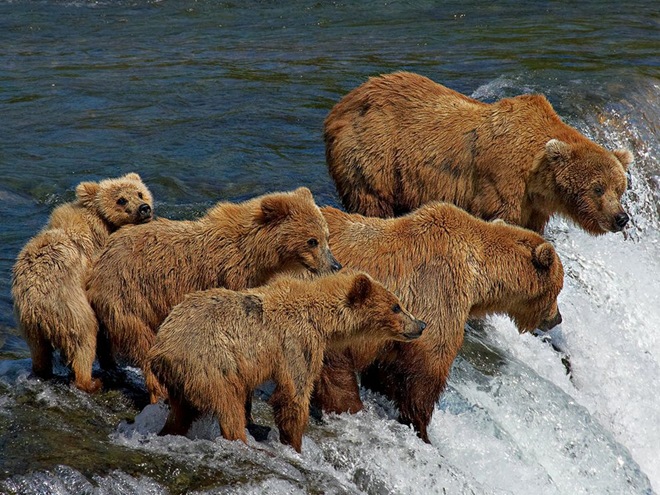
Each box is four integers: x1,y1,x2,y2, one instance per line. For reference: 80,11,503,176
313,204,564,443
12,173,153,393
148,271,425,453
86,187,341,403
325,71,633,234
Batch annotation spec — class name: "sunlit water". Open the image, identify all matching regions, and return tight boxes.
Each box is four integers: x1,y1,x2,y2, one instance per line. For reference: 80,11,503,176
0,1,658,493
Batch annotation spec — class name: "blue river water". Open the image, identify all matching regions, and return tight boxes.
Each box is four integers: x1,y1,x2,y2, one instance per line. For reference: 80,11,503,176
0,1,658,494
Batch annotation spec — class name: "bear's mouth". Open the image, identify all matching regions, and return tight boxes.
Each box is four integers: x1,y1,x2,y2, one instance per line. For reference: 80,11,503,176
402,331,423,341
301,262,318,274
538,310,562,331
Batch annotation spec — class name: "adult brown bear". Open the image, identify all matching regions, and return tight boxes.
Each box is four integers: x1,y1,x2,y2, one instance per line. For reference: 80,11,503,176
325,71,632,234
87,187,340,403
313,204,564,443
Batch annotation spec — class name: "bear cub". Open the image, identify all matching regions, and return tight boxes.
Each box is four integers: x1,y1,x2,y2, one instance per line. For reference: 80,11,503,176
149,271,425,453
12,173,153,392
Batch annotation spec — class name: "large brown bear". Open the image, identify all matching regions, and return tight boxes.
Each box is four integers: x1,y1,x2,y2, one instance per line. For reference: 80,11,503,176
325,71,632,234
148,271,425,453
12,173,153,393
86,187,341,403
313,203,564,443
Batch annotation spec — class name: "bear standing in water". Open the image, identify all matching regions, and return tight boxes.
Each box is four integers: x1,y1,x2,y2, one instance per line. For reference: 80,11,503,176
87,187,341,403
12,173,153,393
313,204,564,443
149,271,425,453
325,71,632,234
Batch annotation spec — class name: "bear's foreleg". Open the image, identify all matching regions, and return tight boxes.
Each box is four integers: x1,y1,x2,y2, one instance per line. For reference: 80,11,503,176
145,368,168,404
312,352,363,415
362,360,445,444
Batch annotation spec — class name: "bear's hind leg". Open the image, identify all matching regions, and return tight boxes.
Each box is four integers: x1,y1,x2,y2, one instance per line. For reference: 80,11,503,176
213,386,248,445
96,324,118,371
271,384,309,453
109,313,164,402
68,309,103,393
159,396,198,436
28,330,54,380
71,353,102,393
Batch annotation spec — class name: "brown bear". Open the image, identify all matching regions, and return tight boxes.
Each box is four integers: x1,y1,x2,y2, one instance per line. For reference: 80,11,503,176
86,187,342,403
12,173,153,393
325,71,632,234
148,271,426,453
313,203,564,443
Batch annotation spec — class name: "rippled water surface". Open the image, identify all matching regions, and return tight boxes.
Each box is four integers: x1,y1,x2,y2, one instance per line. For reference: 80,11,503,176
1,1,658,493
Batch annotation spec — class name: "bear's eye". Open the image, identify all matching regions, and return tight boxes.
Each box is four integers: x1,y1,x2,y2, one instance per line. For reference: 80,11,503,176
593,186,605,197
307,238,319,248
392,304,402,314
116,197,128,206
138,192,144,200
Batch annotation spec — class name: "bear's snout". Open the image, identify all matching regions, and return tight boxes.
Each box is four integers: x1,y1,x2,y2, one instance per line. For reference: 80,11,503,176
138,203,153,221
329,255,342,272
403,319,426,341
613,211,629,231
538,309,562,331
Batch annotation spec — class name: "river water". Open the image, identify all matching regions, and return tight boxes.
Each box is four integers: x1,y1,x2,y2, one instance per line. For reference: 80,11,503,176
0,1,658,493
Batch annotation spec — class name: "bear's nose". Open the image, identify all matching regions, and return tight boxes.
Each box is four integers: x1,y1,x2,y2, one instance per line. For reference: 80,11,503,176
329,253,342,272
417,320,426,332
614,212,629,230
138,203,152,217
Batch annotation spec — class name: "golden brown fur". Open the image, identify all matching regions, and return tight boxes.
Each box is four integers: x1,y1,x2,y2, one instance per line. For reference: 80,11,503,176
12,173,153,393
148,271,425,453
325,71,633,234
86,187,341,403
313,204,564,443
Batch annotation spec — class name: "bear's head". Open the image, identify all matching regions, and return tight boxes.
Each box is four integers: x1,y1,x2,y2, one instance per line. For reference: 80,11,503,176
544,139,632,235
346,272,426,342
505,240,565,333
257,187,342,275
76,172,153,228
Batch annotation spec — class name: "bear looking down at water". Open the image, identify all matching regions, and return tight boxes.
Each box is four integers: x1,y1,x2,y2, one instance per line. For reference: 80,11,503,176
325,71,632,235
12,173,153,393
313,203,564,443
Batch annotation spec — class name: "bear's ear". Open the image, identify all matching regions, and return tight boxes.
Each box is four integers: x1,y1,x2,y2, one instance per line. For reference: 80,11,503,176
122,172,141,181
259,195,290,224
545,139,572,161
293,187,314,201
347,273,372,306
75,182,100,205
613,149,633,171
532,242,555,270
